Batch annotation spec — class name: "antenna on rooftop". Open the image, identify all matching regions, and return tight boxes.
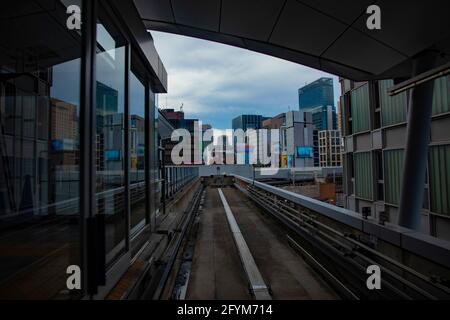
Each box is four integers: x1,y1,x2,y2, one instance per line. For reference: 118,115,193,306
180,103,184,112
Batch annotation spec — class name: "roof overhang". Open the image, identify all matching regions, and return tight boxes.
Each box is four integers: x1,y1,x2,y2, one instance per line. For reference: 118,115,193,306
112,0,168,92
134,0,450,81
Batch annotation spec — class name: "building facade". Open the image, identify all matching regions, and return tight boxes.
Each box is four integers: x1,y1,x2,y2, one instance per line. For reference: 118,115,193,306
284,111,315,168
160,108,202,165
318,130,343,167
340,76,450,240
232,114,268,131
0,0,173,299
298,77,334,110
232,114,269,165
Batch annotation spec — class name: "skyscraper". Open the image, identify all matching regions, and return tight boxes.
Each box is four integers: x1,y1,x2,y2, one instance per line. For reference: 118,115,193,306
298,77,334,110
231,114,268,131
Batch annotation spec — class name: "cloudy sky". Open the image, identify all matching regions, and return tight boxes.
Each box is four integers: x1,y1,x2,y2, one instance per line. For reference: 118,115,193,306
151,31,341,130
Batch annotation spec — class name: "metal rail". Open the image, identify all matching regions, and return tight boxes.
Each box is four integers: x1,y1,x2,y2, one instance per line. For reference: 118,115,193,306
234,175,450,300
141,183,204,300
218,188,271,300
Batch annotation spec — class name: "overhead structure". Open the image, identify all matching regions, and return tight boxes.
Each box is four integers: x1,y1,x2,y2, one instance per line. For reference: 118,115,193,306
135,0,450,81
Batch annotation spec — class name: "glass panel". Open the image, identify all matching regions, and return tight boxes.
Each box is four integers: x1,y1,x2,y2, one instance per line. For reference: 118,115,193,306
384,149,404,205
379,79,407,127
0,0,82,299
351,84,370,133
432,75,450,115
354,152,374,200
151,89,160,220
95,11,127,266
429,145,450,216
130,72,145,231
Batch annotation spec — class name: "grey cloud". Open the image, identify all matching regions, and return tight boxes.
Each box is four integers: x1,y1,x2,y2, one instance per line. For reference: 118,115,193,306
151,31,341,129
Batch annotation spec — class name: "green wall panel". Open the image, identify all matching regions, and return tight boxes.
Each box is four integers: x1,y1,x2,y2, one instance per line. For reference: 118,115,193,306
432,75,450,115
379,79,407,127
429,145,450,216
351,84,370,133
384,149,404,206
354,152,374,200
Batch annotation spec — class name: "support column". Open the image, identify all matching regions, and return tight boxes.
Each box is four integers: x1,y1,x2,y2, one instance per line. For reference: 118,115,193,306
398,50,438,230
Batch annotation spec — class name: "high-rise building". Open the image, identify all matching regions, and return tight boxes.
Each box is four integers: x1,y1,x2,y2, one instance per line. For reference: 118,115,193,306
299,78,337,167
309,105,338,131
97,81,119,114
304,105,337,166
340,76,450,241
318,130,342,167
160,108,202,164
284,111,315,168
231,114,268,131
262,113,286,167
337,100,343,133
298,77,334,110
50,99,79,166
231,114,269,165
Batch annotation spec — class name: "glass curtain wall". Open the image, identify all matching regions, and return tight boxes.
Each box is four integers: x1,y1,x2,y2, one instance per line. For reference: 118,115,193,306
0,0,159,299
0,0,82,299
95,6,128,267
151,89,160,224
129,71,146,231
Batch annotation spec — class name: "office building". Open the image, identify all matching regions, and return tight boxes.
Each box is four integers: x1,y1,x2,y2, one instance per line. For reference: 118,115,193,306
298,77,334,110
318,130,343,167
337,100,343,133
310,105,338,131
232,114,268,131
308,105,337,166
160,108,202,164
340,76,450,240
298,78,338,167
232,114,269,165
284,111,315,168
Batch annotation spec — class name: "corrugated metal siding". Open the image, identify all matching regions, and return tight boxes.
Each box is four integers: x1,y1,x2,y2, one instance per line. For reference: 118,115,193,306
432,75,450,115
429,145,450,216
351,84,370,133
379,79,407,126
354,152,373,200
384,149,404,206
340,95,346,134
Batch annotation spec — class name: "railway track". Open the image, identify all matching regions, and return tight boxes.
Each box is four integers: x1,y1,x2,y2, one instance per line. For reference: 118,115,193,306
147,175,450,301
161,184,339,300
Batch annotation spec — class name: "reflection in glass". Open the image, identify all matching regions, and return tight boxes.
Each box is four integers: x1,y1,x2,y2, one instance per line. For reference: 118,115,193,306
95,17,127,266
0,1,81,299
151,89,160,220
130,72,146,231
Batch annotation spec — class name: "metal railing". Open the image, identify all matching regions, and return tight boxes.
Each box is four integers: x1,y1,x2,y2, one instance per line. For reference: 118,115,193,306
162,166,199,200
234,174,450,299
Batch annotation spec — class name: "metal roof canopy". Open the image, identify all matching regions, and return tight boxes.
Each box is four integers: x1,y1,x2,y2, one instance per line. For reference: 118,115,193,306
135,0,450,81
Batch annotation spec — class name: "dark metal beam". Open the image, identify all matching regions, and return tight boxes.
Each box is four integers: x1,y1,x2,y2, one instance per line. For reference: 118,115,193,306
389,62,450,96
80,0,98,296
397,50,438,231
